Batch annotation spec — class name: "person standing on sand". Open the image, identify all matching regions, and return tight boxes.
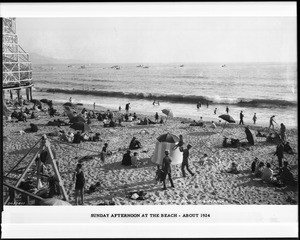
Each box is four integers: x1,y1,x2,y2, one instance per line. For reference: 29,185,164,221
73,163,85,205
100,143,108,162
162,150,175,190
239,111,244,125
93,102,95,110
269,115,276,130
206,101,209,108
179,144,195,177
125,103,130,113
226,106,229,114
155,112,159,122
214,108,217,114
119,106,121,111
274,141,284,168
253,113,257,124
69,97,72,103
280,123,286,142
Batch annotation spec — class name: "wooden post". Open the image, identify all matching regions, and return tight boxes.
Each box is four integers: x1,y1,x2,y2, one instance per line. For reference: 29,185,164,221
43,136,68,201
29,86,33,101
16,89,21,101
4,150,41,205
26,88,30,101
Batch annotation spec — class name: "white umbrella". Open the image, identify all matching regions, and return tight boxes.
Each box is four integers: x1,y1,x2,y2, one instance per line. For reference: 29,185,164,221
161,109,174,123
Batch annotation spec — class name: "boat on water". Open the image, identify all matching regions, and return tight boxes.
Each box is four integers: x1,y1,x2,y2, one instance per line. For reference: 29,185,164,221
136,64,144,67
80,65,86,69
143,66,149,68
180,64,184,67
221,64,226,67
67,65,74,68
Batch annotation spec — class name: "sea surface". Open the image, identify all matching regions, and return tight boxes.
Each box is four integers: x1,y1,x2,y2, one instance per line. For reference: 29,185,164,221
15,62,299,128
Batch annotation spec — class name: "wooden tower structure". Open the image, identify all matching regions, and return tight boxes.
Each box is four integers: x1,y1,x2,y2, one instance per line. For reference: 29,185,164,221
2,17,33,101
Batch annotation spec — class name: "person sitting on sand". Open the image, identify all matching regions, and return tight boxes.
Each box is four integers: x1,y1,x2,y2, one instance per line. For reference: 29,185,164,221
59,130,69,142
159,117,164,124
129,137,142,150
222,137,229,148
199,153,208,165
73,131,83,144
67,132,74,142
226,162,239,174
30,111,36,119
128,114,133,122
49,107,56,117
73,163,85,205
173,134,184,150
254,162,265,178
24,107,30,114
279,161,296,186
92,133,101,142
283,142,295,154
109,119,116,127
11,110,18,119
261,162,274,183
251,157,259,173
97,113,103,122
256,131,267,138
211,121,217,129
121,150,132,166
133,112,137,121
131,152,140,168
24,123,38,133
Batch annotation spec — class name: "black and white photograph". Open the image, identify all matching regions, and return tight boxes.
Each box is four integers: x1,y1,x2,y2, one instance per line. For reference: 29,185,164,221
1,2,297,238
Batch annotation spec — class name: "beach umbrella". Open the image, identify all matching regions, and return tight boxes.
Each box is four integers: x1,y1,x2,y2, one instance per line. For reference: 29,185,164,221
69,116,86,123
161,108,173,124
63,102,76,108
40,198,71,206
70,122,91,132
31,99,42,106
219,114,235,133
219,114,235,123
245,127,257,145
157,132,179,143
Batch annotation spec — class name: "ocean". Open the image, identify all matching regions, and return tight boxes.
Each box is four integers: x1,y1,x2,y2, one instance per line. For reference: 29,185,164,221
21,62,298,127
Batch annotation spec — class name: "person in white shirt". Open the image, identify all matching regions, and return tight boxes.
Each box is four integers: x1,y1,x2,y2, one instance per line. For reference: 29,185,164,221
211,121,217,129
261,162,274,183
131,152,140,168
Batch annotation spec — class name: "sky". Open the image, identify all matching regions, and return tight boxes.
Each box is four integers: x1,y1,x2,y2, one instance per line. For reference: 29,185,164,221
16,17,297,63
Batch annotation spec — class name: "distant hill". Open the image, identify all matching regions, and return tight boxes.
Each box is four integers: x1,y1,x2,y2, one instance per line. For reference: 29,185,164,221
29,53,84,65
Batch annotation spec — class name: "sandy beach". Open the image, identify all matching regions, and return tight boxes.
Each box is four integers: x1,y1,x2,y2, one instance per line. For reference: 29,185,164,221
3,101,298,205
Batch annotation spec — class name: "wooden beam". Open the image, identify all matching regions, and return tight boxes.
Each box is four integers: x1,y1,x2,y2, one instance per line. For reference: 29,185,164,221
3,182,44,202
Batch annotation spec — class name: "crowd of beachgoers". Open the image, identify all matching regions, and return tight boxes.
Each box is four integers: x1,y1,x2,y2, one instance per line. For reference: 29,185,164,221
2,96,298,205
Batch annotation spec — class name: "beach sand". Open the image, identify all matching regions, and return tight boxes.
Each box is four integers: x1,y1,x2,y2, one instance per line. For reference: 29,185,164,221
3,101,298,205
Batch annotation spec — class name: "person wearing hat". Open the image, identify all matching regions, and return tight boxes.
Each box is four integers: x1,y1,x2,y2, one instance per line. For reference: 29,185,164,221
179,144,195,177
162,149,175,190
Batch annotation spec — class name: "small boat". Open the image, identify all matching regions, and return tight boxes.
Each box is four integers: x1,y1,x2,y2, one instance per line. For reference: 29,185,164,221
136,64,144,67
180,64,184,67
143,66,149,68
221,64,226,68
80,65,86,69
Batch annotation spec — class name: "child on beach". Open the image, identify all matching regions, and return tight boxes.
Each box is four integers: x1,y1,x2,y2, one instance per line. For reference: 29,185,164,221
131,152,140,168
199,153,208,165
155,165,165,184
100,143,109,162
73,163,85,205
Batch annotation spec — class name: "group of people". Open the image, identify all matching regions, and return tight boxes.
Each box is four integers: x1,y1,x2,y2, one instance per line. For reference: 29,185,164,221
251,158,296,187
